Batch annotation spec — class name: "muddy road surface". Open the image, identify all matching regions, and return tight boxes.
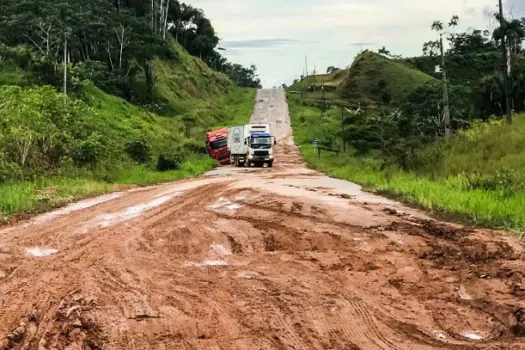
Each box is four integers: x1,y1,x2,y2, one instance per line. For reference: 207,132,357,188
2,89,525,349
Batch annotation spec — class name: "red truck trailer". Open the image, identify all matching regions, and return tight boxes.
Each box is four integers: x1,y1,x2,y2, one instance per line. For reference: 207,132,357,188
206,128,230,165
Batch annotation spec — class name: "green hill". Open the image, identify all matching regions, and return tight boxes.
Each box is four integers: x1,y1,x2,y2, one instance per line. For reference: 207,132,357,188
152,40,234,114
340,51,435,106
289,51,436,107
290,69,348,91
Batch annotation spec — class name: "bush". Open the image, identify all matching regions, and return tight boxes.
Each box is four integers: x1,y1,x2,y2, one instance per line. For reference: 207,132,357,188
181,139,206,155
0,157,22,183
125,138,151,163
156,154,182,172
72,133,107,167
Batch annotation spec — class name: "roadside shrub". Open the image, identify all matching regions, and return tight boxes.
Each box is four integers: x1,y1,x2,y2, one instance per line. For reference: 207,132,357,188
181,139,206,155
72,133,106,167
0,157,22,183
125,138,151,163
156,154,182,171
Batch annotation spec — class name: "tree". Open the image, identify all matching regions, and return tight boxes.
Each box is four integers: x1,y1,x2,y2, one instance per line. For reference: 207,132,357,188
423,16,459,56
378,46,391,56
448,30,496,55
493,18,525,54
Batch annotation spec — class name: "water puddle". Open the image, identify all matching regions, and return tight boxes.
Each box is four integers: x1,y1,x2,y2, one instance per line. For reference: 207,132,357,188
459,285,473,300
235,193,250,201
208,197,243,212
433,331,449,340
83,193,181,231
32,193,122,225
185,260,229,267
461,332,484,341
211,243,232,256
25,247,59,257
185,243,232,268
236,271,259,279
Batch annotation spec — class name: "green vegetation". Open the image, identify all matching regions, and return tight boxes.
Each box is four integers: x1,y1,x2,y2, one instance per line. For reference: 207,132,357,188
289,51,436,107
341,51,435,106
0,0,260,99
0,0,259,220
0,82,254,220
289,94,525,231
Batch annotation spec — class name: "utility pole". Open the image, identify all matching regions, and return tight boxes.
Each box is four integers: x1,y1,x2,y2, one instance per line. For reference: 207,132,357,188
305,56,309,78
499,0,512,123
440,33,451,137
322,85,327,111
341,106,346,153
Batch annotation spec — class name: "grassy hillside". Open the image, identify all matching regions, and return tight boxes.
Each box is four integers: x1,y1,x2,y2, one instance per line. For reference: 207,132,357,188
289,93,525,231
289,51,436,107
289,69,348,91
0,41,256,221
153,41,234,114
415,117,525,178
341,51,435,105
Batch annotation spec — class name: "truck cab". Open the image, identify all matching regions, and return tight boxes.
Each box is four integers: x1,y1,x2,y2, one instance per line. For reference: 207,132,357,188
206,128,230,165
246,133,274,167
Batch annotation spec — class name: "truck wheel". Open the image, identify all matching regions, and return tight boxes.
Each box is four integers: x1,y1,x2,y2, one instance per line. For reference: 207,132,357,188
268,161,273,168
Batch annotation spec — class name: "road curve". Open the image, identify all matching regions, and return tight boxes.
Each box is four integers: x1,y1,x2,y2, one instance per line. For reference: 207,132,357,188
1,89,525,349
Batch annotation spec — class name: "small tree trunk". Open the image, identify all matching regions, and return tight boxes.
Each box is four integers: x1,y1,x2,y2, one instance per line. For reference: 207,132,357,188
63,34,67,96
163,0,170,40
107,44,115,71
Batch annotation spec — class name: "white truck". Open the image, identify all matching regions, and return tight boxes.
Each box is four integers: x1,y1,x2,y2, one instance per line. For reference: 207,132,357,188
228,124,276,167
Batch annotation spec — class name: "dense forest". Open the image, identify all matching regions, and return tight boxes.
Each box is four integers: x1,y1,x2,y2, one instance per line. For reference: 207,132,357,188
0,0,261,102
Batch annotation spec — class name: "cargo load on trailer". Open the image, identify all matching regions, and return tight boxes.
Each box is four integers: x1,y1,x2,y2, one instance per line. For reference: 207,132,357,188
228,124,276,167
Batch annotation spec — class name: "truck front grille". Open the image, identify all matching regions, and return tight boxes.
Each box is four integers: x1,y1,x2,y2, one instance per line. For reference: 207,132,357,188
254,151,269,157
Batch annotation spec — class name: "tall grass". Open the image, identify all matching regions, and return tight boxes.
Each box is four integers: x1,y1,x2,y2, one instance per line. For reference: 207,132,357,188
290,95,525,232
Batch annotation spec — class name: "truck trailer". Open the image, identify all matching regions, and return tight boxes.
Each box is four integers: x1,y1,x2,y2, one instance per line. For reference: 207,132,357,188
228,124,275,167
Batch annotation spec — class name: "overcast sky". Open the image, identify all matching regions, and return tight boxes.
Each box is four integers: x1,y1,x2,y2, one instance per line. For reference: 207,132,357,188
188,0,525,87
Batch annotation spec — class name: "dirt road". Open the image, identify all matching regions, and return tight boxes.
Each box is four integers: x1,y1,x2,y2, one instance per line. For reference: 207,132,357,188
2,89,525,349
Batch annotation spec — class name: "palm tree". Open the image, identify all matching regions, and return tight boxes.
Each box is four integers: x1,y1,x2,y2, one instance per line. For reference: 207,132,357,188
431,20,444,32
493,19,525,54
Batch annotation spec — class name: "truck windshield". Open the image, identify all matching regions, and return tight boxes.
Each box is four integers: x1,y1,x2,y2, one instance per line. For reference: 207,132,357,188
251,137,272,149
210,139,227,149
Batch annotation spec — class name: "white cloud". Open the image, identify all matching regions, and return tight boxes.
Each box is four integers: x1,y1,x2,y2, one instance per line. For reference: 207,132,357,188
188,0,507,87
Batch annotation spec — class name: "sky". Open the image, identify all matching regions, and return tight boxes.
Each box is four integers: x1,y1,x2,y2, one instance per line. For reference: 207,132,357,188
188,0,525,88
